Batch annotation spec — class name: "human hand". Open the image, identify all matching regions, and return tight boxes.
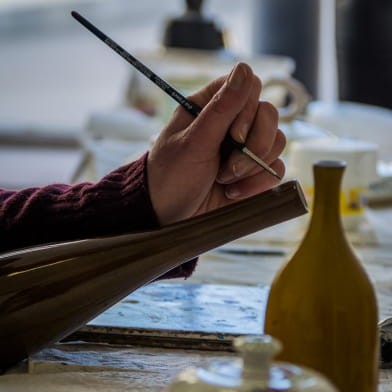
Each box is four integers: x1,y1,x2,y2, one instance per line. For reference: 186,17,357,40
147,62,286,226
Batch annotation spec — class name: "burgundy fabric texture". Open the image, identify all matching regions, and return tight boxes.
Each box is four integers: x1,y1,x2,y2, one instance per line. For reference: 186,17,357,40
0,152,196,279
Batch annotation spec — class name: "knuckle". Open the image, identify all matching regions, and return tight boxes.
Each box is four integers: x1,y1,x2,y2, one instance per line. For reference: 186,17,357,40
253,75,262,93
258,144,272,158
276,128,287,149
275,158,286,177
260,100,279,121
209,91,230,114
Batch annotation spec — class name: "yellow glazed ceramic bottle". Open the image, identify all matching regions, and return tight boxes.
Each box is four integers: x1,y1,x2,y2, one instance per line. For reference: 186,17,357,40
264,161,379,392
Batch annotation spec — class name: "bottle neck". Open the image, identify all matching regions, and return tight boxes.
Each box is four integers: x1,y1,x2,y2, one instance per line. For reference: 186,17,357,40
306,162,346,237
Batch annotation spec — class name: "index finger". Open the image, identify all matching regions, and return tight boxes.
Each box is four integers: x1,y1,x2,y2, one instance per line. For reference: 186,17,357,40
187,63,256,148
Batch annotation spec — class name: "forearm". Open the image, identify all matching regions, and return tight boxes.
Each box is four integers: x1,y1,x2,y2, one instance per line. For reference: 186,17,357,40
0,152,198,279
0,153,159,253
0,153,197,279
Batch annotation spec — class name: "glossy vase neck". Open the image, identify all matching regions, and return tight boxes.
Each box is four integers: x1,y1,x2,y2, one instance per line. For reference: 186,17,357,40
305,161,346,239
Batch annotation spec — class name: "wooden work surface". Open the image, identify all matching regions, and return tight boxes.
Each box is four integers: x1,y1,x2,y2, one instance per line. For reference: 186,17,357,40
1,205,392,391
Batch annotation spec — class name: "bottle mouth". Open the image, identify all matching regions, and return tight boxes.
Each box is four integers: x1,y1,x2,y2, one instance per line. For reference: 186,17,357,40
314,160,347,169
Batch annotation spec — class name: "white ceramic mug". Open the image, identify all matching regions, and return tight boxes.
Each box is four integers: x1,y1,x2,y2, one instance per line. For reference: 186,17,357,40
287,137,379,230
124,49,308,123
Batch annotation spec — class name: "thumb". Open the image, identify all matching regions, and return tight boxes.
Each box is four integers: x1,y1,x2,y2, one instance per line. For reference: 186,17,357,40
187,62,255,147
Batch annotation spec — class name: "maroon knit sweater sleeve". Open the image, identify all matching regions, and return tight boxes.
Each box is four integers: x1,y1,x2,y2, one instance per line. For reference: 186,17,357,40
0,152,196,279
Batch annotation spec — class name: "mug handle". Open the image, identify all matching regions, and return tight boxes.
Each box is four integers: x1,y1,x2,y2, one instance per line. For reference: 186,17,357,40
263,77,311,123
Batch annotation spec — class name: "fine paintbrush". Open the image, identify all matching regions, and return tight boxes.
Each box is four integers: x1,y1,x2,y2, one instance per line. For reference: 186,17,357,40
71,11,281,180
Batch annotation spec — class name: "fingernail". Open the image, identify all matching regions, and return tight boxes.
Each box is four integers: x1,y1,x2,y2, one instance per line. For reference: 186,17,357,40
237,124,249,143
233,157,255,178
227,63,247,90
216,170,234,184
226,186,241,199
217,157,254,184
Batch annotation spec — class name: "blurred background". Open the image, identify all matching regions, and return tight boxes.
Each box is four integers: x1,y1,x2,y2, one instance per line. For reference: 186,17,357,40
0,0,391,201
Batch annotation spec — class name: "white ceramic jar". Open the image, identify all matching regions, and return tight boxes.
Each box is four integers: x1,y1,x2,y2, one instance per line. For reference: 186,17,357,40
164,335,338,392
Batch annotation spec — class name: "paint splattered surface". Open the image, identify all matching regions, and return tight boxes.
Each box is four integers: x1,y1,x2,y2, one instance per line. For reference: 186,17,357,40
89,283,266,332
70,283,267,349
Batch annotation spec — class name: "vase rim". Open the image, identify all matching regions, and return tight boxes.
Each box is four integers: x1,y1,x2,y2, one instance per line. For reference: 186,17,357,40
314,160,346,168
